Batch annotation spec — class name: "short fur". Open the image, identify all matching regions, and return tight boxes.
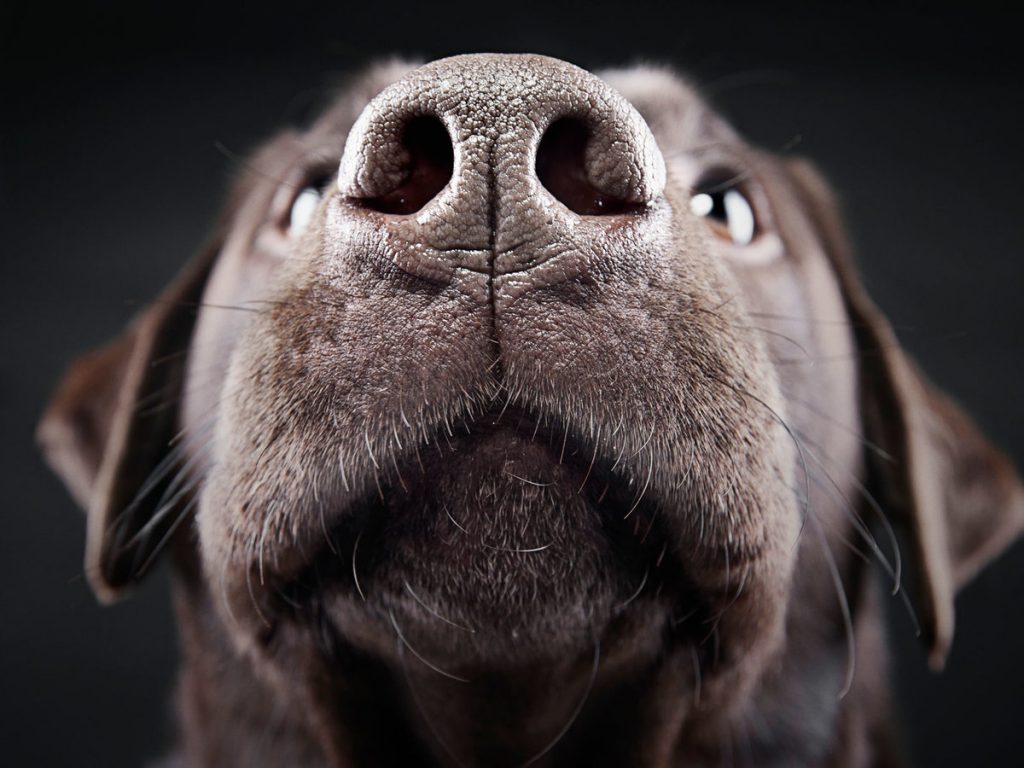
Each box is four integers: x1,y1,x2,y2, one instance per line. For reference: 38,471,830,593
38,54,1024,767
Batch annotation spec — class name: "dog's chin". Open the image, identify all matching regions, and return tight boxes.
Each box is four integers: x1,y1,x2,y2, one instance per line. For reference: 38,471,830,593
271,417,704,674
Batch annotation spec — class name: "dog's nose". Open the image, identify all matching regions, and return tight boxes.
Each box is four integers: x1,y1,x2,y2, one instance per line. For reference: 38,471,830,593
336,54,666,293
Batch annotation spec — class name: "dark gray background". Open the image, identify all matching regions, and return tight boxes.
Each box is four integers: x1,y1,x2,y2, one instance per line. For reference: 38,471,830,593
2,1,1022,765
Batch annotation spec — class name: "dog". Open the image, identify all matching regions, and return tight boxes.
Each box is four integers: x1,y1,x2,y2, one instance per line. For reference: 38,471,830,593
37,54,1024,767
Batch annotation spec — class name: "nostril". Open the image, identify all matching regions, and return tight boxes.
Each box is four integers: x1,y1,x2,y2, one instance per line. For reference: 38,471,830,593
360,115,454,215
536,118,643,216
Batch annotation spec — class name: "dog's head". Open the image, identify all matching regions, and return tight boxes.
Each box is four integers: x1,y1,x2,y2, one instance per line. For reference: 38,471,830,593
38,54,1023,762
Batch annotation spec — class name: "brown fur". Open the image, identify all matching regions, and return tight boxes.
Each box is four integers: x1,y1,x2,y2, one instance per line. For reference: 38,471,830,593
37,54,1024,767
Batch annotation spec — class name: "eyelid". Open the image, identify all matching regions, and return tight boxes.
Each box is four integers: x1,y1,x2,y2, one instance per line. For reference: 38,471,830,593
690,166,750,196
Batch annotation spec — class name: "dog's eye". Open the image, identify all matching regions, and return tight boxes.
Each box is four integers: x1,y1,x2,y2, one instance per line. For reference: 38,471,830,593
285,172,335,237
690,172,757,246
288,187,322,236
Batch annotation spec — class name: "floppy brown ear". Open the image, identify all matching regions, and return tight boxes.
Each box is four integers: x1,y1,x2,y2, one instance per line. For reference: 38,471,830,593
784,159,1024,667
37,235,221,603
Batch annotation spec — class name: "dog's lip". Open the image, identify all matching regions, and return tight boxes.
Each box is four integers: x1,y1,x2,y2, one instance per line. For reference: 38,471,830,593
266,403,713,658
268,400,677,587
310,402,668,555
423,402,638,480
376,402,667,538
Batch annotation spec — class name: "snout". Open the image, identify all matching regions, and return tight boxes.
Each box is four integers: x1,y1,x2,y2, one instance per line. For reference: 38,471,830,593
197,54,799,713
333,54,666,301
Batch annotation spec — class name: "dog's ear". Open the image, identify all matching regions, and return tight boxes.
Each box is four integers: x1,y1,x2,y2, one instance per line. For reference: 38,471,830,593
785,159,1024,668
37,65,415,603
34,126,295,602
37,233,222,603
37,126,311,602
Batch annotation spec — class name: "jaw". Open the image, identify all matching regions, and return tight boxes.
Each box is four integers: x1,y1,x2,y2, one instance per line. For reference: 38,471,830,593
174,567,705,768
276,411,707,670
192,399,803,766
196,384,800,765
191,190,804,761
187,413,705,765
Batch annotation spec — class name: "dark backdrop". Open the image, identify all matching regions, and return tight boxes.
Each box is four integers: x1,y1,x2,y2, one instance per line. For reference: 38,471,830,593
3,2,1022,766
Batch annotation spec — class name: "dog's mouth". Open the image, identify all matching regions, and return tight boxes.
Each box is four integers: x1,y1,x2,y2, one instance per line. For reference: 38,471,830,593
263,403,711,674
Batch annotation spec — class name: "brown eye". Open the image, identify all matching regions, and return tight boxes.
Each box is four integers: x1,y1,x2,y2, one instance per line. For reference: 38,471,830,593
690,171,757,246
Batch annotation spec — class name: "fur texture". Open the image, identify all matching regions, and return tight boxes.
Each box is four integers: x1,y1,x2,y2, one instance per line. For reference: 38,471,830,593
38,54,1024,767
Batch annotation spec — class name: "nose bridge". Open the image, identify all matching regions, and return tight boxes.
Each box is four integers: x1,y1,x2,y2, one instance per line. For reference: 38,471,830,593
336,54,665,286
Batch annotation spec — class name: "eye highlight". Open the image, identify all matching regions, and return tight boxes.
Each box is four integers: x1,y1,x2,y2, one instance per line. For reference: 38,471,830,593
690,171,757,247
289,187,322,235
283,171,335,238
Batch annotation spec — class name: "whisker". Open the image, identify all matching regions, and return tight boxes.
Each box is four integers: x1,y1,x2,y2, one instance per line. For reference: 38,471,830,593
123,472,202,559
629,420,658,459
504,471,553,487
794,432,920,636
443,504,471,535
481,541,553,554
742,325,812,358
111,443,188,526
245,560,272,629
808,513,856,699
133,496,197,578
795,435,896,580
747,311,864,327
124,440,210,545
705,374,811,534
127,296,266,315
616,567,649,612
388,609,469,683
214,140,296,188
394,636,467,768
351,527,366,601
257,503,276,586
316,490,338,557
403,581,476,634
521,634,601,767
577,425,601,495
785,395,893,463
390,452,408,493
624,462,654,520
689,643,703,708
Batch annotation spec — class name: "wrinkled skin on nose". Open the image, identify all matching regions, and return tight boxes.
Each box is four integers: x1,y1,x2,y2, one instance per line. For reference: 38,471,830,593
334,53,666,303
